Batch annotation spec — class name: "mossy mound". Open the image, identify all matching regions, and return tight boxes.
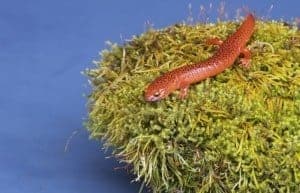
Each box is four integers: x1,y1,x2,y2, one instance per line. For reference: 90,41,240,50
86,19,300,193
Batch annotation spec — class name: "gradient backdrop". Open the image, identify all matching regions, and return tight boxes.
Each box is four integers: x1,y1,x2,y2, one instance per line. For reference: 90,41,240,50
1,1,298,193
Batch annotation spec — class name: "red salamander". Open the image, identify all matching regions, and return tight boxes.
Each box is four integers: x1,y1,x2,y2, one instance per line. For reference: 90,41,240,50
144,14,255,102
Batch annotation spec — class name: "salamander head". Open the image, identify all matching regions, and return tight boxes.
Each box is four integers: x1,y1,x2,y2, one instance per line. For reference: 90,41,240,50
144,75,177,102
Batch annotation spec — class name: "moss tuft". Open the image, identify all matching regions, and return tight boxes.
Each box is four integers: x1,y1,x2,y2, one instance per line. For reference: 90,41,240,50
86,19,300,192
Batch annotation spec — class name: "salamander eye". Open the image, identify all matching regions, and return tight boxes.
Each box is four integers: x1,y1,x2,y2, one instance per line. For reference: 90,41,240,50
145,88,166,101
154,92,160,97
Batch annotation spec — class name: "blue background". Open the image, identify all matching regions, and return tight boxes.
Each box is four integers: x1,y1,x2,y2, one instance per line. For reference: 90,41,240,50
1,1,298,193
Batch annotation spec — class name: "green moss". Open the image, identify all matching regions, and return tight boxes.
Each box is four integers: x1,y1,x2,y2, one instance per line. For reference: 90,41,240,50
86,19,300,193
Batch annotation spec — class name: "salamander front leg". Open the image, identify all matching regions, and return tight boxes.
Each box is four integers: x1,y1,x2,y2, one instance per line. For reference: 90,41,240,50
239,47,251,68
179,85,189,99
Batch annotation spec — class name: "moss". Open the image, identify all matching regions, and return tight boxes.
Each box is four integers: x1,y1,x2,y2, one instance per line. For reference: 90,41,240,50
86,18,300,193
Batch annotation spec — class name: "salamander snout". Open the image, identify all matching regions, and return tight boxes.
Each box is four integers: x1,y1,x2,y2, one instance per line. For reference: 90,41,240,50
144,86,168,102
144,73,177,102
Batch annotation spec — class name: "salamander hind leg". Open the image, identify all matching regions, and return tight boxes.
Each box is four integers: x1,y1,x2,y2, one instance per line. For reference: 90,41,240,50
206,37,223,46
239,47,251,68
179,85,190,100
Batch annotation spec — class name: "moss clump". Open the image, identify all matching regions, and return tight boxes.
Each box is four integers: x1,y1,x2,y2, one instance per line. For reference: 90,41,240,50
86,19,300,193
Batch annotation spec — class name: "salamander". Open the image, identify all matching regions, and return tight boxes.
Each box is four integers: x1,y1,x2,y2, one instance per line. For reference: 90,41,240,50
144,14,255,102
